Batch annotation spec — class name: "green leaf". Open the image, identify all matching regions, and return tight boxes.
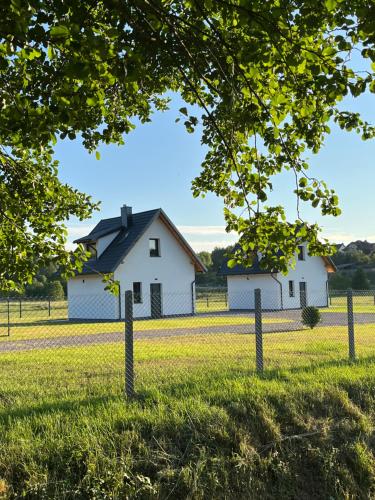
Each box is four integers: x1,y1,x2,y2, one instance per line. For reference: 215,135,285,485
325,0,337,11
47,45,55,60
86,97,98,106
50,25,70,39
95,151,101,160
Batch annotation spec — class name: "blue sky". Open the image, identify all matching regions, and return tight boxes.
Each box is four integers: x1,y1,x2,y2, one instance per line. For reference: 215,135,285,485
56,91,375,253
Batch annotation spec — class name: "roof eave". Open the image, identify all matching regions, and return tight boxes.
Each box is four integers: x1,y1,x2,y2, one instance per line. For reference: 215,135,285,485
217,269,273,277
73,238,94,244
73,226,122,244
323,256,336,273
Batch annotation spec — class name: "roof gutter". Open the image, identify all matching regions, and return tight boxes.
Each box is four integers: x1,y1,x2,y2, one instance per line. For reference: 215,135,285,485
271,273,283,310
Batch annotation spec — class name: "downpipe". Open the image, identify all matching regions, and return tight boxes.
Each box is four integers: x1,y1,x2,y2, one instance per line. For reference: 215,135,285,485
271,273,283,310
191,279,195,315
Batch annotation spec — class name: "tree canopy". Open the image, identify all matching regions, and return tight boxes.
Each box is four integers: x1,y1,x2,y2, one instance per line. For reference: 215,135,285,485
351,268,371,290
1,0,375,289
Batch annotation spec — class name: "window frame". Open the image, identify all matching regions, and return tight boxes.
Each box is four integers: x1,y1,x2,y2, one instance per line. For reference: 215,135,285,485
297,245,305,261
149,238,161,257
133,282,142,304
289,280,295,298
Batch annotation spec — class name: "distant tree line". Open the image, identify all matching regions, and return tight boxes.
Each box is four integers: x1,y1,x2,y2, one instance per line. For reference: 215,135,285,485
196,247,232,288
329,242,375,290
329,268,372,291
0,262,66,299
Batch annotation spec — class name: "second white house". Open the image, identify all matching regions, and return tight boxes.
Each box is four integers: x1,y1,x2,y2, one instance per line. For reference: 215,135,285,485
218,245,336,310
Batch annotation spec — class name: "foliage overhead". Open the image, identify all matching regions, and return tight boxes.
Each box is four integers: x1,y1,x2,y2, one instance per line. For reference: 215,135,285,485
1,0,375,288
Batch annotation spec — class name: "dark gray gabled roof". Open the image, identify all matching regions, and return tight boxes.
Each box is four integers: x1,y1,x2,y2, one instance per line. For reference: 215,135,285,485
74,217,124,243
218,253,274,276
74,208,206,275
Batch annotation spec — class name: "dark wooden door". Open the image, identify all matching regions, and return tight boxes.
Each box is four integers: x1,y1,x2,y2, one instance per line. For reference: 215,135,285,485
150,283,162,318
299,282,307,308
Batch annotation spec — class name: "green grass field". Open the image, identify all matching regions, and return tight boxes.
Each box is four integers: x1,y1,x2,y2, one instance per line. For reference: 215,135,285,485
0,293,374,337
1,297,375,496
0,312,293,342
324,294,375,313
1,323,375,392
1,331,375,497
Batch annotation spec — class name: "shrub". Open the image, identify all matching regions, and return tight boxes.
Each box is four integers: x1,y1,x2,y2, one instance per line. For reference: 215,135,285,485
301,306,321,329
46,280,65,300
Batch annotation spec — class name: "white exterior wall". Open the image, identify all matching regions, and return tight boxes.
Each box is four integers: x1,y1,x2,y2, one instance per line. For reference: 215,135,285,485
68,275,118,319
278,244,329,308
227,244,329,310
115,217,195,318
96,231,120,258
227,274,281,310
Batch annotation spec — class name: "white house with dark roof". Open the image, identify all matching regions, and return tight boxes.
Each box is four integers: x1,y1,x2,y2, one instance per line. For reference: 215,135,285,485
219,244,336,311
68,205,206,320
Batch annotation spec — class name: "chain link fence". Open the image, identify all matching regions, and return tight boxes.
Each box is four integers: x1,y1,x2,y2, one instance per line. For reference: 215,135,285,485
0,289,375,401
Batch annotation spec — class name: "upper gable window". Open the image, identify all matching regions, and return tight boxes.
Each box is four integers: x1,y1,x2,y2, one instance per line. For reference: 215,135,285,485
149,238,160,257
298,245,305,261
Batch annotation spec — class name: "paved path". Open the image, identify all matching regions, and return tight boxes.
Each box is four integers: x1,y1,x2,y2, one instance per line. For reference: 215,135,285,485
0,311,373,352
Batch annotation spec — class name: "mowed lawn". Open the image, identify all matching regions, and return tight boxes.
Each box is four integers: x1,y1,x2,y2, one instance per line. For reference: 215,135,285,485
322,294,375,313
1,297,375,345
0,301,292,342
1,324,375,393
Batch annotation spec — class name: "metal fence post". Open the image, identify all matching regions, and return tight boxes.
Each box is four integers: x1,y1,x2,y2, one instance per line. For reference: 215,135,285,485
254,288,263,372
125,290,134,397
347,288,355,361
19,299,22,319
48,298,51,317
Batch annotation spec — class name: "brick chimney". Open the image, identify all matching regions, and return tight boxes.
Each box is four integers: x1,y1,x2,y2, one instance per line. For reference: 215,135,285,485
121,205,133,229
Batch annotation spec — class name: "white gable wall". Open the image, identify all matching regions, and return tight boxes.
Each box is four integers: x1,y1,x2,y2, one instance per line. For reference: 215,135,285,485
277,247,329,308
227,274,281,310
227,244,329,310
114,216,195,318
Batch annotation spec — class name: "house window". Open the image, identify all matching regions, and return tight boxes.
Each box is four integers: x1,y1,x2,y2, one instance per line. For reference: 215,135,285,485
298,245,305,261
133,282,142,303
149,238,160,257
289,280,295,297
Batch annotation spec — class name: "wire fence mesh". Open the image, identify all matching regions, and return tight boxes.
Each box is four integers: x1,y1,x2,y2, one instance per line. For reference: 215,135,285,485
1,289,375,401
